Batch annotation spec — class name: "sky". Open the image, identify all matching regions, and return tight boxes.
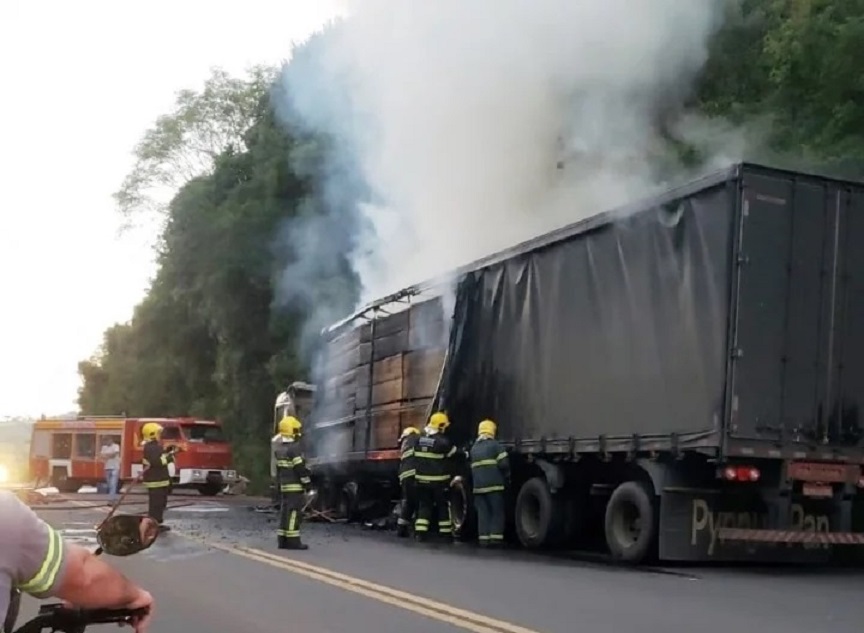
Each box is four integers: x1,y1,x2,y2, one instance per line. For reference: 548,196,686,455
0,0,345,417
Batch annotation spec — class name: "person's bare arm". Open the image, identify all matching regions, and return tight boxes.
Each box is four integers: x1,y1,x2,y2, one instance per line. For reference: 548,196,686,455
1,492,153,630
53,544,149,608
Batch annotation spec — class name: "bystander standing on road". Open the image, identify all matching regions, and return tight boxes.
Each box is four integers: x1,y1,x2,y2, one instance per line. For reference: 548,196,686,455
100,437,121,504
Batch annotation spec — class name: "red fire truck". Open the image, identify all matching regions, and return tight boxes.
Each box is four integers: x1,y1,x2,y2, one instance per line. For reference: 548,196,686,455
29,416,239,496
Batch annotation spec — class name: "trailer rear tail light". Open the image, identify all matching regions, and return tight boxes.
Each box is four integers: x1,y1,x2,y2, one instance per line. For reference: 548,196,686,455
721,465,760,482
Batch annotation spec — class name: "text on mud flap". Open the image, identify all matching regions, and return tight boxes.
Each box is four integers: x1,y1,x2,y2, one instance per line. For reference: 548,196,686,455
690,499,830,556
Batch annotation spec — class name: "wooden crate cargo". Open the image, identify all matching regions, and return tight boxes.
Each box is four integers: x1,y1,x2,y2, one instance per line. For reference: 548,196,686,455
355,376,404,409
408,299,446,350
368,404,402,450
359,329,410,363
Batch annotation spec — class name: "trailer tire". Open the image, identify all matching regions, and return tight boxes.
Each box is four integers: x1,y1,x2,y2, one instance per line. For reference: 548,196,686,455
338,481,360,522
449,476,475,540
604,481,657,564
515,477,563,549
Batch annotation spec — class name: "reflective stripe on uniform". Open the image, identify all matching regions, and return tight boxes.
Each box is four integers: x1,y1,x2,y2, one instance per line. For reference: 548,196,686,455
143,480,170,489
496,452,507,461
280,483,304,492
17,527,64,594
398,469,416,481
416,474,450,483
473,485,505,494
471,459,497,468
160,454,171,465
276,460,292,468
415,452,444,460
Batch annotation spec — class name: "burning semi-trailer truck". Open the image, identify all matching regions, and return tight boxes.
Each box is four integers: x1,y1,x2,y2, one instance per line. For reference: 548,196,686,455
274,162,864,564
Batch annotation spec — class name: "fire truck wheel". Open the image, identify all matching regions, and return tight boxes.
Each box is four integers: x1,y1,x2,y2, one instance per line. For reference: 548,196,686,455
196,483,223,496
51,468,79,494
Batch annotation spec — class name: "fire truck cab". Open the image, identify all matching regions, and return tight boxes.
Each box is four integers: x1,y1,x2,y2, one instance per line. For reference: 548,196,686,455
29,416,238,496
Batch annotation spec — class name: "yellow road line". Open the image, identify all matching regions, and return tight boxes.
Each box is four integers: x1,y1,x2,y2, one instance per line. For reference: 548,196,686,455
60,499,545,633
219,544,540,633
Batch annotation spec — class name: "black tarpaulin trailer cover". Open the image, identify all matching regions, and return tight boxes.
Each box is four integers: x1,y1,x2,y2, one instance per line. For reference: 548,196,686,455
437,176,736,450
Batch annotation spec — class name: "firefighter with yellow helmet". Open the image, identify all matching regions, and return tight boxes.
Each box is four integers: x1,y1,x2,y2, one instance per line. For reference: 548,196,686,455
140,421,178,530
273,415,315,550
469,419,510,547
413,412,458,541
396,426,421,537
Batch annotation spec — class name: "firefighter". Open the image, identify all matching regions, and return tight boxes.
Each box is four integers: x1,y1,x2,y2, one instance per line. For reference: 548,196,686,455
141,422,178,530
273,415,315,550
469,419,510,547
414,412,457,542
396,426,420,537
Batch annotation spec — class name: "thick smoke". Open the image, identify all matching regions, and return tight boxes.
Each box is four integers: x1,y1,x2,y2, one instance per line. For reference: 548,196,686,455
276,1,730,309
272,0,738,417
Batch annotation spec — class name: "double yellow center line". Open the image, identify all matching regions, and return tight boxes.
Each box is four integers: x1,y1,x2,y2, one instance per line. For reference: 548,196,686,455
197,539,543,633
68,498,544,633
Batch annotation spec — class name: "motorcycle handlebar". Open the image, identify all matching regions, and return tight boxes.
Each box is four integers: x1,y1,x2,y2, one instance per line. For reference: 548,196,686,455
15,603,149,633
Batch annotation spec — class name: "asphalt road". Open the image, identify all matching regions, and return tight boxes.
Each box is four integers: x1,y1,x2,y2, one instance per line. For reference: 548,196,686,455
14,492,864,633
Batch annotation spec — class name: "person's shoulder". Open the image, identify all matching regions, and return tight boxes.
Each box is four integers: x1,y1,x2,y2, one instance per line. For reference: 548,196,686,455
0,491,41,527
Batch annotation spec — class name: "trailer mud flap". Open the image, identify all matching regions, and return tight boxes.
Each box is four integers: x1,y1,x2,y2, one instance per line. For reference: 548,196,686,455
658,489,834,562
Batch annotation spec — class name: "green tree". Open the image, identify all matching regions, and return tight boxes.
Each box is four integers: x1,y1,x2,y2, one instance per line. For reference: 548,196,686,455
114,66,278,222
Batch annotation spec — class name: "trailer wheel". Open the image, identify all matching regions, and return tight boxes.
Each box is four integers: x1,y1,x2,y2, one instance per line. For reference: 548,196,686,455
338,481,360,522
449,476,475,540
604,481,657,564
515,477,563,549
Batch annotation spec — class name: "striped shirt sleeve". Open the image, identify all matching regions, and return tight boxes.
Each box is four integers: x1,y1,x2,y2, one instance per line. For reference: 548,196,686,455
1,491,69,598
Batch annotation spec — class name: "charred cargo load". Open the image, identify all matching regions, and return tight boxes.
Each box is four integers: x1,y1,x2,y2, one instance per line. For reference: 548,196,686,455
292,162,864,563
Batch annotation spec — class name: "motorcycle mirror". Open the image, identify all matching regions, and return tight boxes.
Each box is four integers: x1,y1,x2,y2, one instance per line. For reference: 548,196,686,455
3,589,20,633
96,515,160,557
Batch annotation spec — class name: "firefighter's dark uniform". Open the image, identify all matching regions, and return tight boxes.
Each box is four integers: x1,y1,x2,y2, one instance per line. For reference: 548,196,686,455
142,440,174,525
274,437,312,549
469,436,510,546
414,433,457,540
396,432,420,537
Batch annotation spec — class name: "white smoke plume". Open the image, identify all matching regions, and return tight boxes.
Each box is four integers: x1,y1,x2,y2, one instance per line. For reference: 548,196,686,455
275,0,730,315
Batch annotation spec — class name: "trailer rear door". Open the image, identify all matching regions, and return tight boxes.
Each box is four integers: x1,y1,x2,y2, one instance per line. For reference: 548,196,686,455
729,167,864,448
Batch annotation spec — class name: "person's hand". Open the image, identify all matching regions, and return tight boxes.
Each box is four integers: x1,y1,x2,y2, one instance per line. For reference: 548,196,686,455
125,588,154,633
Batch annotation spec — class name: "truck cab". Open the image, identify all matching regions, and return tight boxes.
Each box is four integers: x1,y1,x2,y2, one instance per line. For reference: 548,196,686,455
271,382,317,479
129,418,238,496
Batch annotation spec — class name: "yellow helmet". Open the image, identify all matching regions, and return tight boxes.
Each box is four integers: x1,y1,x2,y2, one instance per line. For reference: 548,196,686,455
400,426,420,440
141,422,164,441
278,415,302,438
428,412,450,431
478,419,497,437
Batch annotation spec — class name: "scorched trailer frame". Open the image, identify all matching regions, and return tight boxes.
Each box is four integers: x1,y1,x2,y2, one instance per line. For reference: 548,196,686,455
301,162,864,563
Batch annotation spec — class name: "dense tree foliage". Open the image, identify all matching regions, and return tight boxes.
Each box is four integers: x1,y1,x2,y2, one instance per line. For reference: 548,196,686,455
78,2,864,489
